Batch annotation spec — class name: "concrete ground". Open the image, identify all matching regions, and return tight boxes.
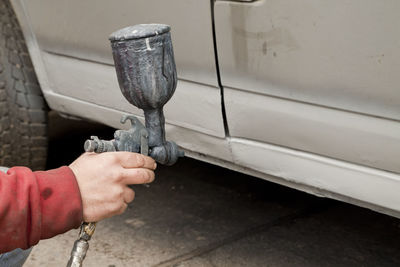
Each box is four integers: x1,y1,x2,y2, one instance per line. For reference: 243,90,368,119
24,114,400,266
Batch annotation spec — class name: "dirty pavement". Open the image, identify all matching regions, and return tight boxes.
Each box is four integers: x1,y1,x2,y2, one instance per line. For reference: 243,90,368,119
24,114,400,267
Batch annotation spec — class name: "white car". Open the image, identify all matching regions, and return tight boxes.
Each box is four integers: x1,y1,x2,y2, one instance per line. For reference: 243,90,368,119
1,0,399,217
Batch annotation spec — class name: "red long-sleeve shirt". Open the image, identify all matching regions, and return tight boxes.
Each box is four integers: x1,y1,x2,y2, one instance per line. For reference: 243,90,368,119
0,166,83,253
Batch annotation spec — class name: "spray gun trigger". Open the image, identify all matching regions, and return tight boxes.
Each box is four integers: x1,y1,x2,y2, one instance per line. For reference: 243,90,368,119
118,114,149,156
120,114,141,126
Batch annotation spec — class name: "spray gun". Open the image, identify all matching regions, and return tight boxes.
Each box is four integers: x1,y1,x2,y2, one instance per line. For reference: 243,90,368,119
67,24,184,267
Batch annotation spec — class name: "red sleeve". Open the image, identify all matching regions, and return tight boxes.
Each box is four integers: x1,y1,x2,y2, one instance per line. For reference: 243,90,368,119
0,166,83,253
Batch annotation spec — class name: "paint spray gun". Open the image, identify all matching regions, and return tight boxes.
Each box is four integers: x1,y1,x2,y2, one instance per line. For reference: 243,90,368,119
67,24,184,267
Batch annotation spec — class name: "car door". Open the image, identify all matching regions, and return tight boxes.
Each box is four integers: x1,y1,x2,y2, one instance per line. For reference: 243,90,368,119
15,0,232,161
214,0,400,174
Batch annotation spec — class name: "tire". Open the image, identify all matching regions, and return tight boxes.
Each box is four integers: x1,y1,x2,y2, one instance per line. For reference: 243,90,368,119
0,0,48,170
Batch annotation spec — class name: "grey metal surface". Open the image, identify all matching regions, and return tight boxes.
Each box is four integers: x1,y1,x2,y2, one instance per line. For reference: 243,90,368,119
224,89,400,173
21,0,218,87
214,0,400,173
13,0,227,140
66,222,96,267
214,0,400,120
84,115,148,155
109,24,182,164
87,24,184,165
66,240,88,267
110,25,177,111
109,24,170,41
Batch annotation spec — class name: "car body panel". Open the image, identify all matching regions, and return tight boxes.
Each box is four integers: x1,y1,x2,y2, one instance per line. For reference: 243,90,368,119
215,0,400,172
41,52,227,138
229,137,400,218
16,0,227,140
225,89,400,173
215,0,400,120
10,0,400,218
23,0,218,86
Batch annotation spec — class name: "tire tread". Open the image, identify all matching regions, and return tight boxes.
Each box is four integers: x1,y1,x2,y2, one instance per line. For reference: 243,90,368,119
0,0,48,170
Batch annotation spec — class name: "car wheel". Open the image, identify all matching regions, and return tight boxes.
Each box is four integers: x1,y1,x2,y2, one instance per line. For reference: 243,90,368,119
0,0,48,170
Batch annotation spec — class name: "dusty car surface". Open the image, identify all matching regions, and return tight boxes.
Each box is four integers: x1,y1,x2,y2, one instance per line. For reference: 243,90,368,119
1,0,399,217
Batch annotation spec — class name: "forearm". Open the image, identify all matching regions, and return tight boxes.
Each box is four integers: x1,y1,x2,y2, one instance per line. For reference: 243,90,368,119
0,166,83,253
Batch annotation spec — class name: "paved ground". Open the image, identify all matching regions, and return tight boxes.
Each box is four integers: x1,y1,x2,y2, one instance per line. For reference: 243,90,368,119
25,114,400,267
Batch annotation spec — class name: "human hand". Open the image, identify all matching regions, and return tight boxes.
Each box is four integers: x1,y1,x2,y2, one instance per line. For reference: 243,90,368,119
69,152,156,222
